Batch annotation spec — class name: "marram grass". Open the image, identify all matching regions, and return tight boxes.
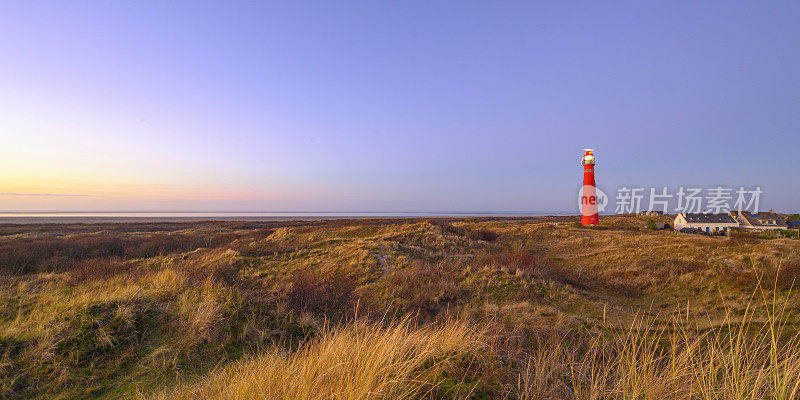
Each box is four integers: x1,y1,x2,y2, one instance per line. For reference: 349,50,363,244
155,317,493,400
515,285,800,400
160,291,800,400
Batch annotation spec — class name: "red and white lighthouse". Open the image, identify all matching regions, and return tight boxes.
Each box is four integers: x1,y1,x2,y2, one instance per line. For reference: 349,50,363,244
580,149,600,226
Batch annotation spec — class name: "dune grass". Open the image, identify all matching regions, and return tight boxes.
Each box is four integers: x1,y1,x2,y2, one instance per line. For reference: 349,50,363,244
160,289,800,400
516,289,800,399
156,317,495,400
1,217,799,399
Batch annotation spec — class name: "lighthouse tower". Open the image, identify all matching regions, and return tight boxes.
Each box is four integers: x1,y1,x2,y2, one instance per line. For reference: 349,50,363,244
580,149,600,226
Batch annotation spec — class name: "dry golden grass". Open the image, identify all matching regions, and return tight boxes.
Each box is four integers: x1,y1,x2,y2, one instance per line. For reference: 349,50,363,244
2,217,800,399
157,293,800,400
156,317,494,400
515,284,800,400
155,288,800,400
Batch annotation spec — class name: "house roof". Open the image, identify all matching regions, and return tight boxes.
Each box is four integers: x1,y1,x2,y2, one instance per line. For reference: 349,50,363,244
682,213,737,224
755,211,785,220
738,211,788,228
737,212,760,227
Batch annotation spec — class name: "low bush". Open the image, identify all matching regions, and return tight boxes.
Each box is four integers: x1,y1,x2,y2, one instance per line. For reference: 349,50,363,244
66,257,130,285
477,250,585,289
0,232,248,275
427,220,498,242
386,261,469,317
776,261,800,290
470,229,498,242
175,251,242,286
283,267,357,318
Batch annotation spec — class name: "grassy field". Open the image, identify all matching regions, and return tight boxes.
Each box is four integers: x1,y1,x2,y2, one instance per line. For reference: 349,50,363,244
1,216,799,399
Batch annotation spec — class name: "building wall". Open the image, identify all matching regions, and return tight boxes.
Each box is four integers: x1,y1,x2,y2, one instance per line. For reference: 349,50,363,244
673,214,738,235
741,225,784,231
681,222,738,235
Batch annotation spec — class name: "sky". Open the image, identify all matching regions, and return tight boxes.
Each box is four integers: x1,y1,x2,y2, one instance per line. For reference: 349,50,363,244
1,1,799,213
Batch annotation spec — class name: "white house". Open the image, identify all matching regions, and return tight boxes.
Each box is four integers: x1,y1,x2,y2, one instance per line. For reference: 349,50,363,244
673,212,739,235
732,210,788,231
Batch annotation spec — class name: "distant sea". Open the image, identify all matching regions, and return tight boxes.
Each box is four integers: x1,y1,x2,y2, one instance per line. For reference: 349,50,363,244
0,212,572,224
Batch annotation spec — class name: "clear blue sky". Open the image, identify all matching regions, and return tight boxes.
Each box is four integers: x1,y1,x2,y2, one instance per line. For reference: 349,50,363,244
1,2,798,212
